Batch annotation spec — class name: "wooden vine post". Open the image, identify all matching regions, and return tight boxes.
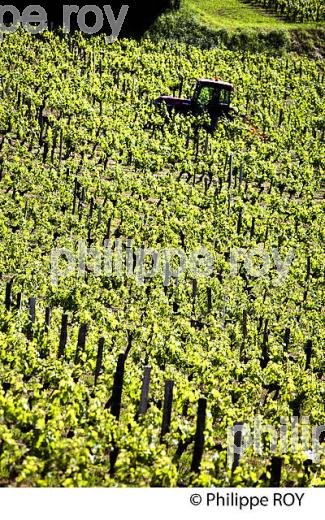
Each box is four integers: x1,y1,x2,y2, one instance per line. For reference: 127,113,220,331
270,456,283,487
58,314,68,358
137,366,152,419
160,380,174,441
110,353,126,420
75,323,87,363
94,337,105,386
232,421,244,472
191,398,207,473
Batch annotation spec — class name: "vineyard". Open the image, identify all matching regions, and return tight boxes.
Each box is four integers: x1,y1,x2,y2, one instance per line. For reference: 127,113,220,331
185,0,325,26
246,0,325,23
0,30,324,487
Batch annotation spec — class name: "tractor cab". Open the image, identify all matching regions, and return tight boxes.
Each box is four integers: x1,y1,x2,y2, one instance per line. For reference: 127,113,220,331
191,79,234,117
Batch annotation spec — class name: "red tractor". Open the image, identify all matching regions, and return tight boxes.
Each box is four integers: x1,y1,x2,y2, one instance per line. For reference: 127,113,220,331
155,78,235,123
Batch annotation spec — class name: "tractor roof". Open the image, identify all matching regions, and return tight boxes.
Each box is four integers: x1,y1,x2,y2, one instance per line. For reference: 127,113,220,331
198,79,234,91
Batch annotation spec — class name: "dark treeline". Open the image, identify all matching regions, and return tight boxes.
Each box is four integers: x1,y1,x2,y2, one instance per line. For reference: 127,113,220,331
9,1,179,37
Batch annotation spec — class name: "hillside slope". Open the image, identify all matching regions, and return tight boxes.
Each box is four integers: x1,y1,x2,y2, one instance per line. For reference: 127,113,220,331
185,0,325,29
148,0,325,56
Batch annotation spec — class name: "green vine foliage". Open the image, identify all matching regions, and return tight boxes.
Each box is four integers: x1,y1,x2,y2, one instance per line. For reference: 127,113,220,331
0,30,324,487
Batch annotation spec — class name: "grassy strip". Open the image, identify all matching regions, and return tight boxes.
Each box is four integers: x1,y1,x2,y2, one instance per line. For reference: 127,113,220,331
185,0,324,29
146,4,325,56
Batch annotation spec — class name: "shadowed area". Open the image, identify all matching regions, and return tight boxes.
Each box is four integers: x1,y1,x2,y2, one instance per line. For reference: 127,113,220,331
5,1,180,37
